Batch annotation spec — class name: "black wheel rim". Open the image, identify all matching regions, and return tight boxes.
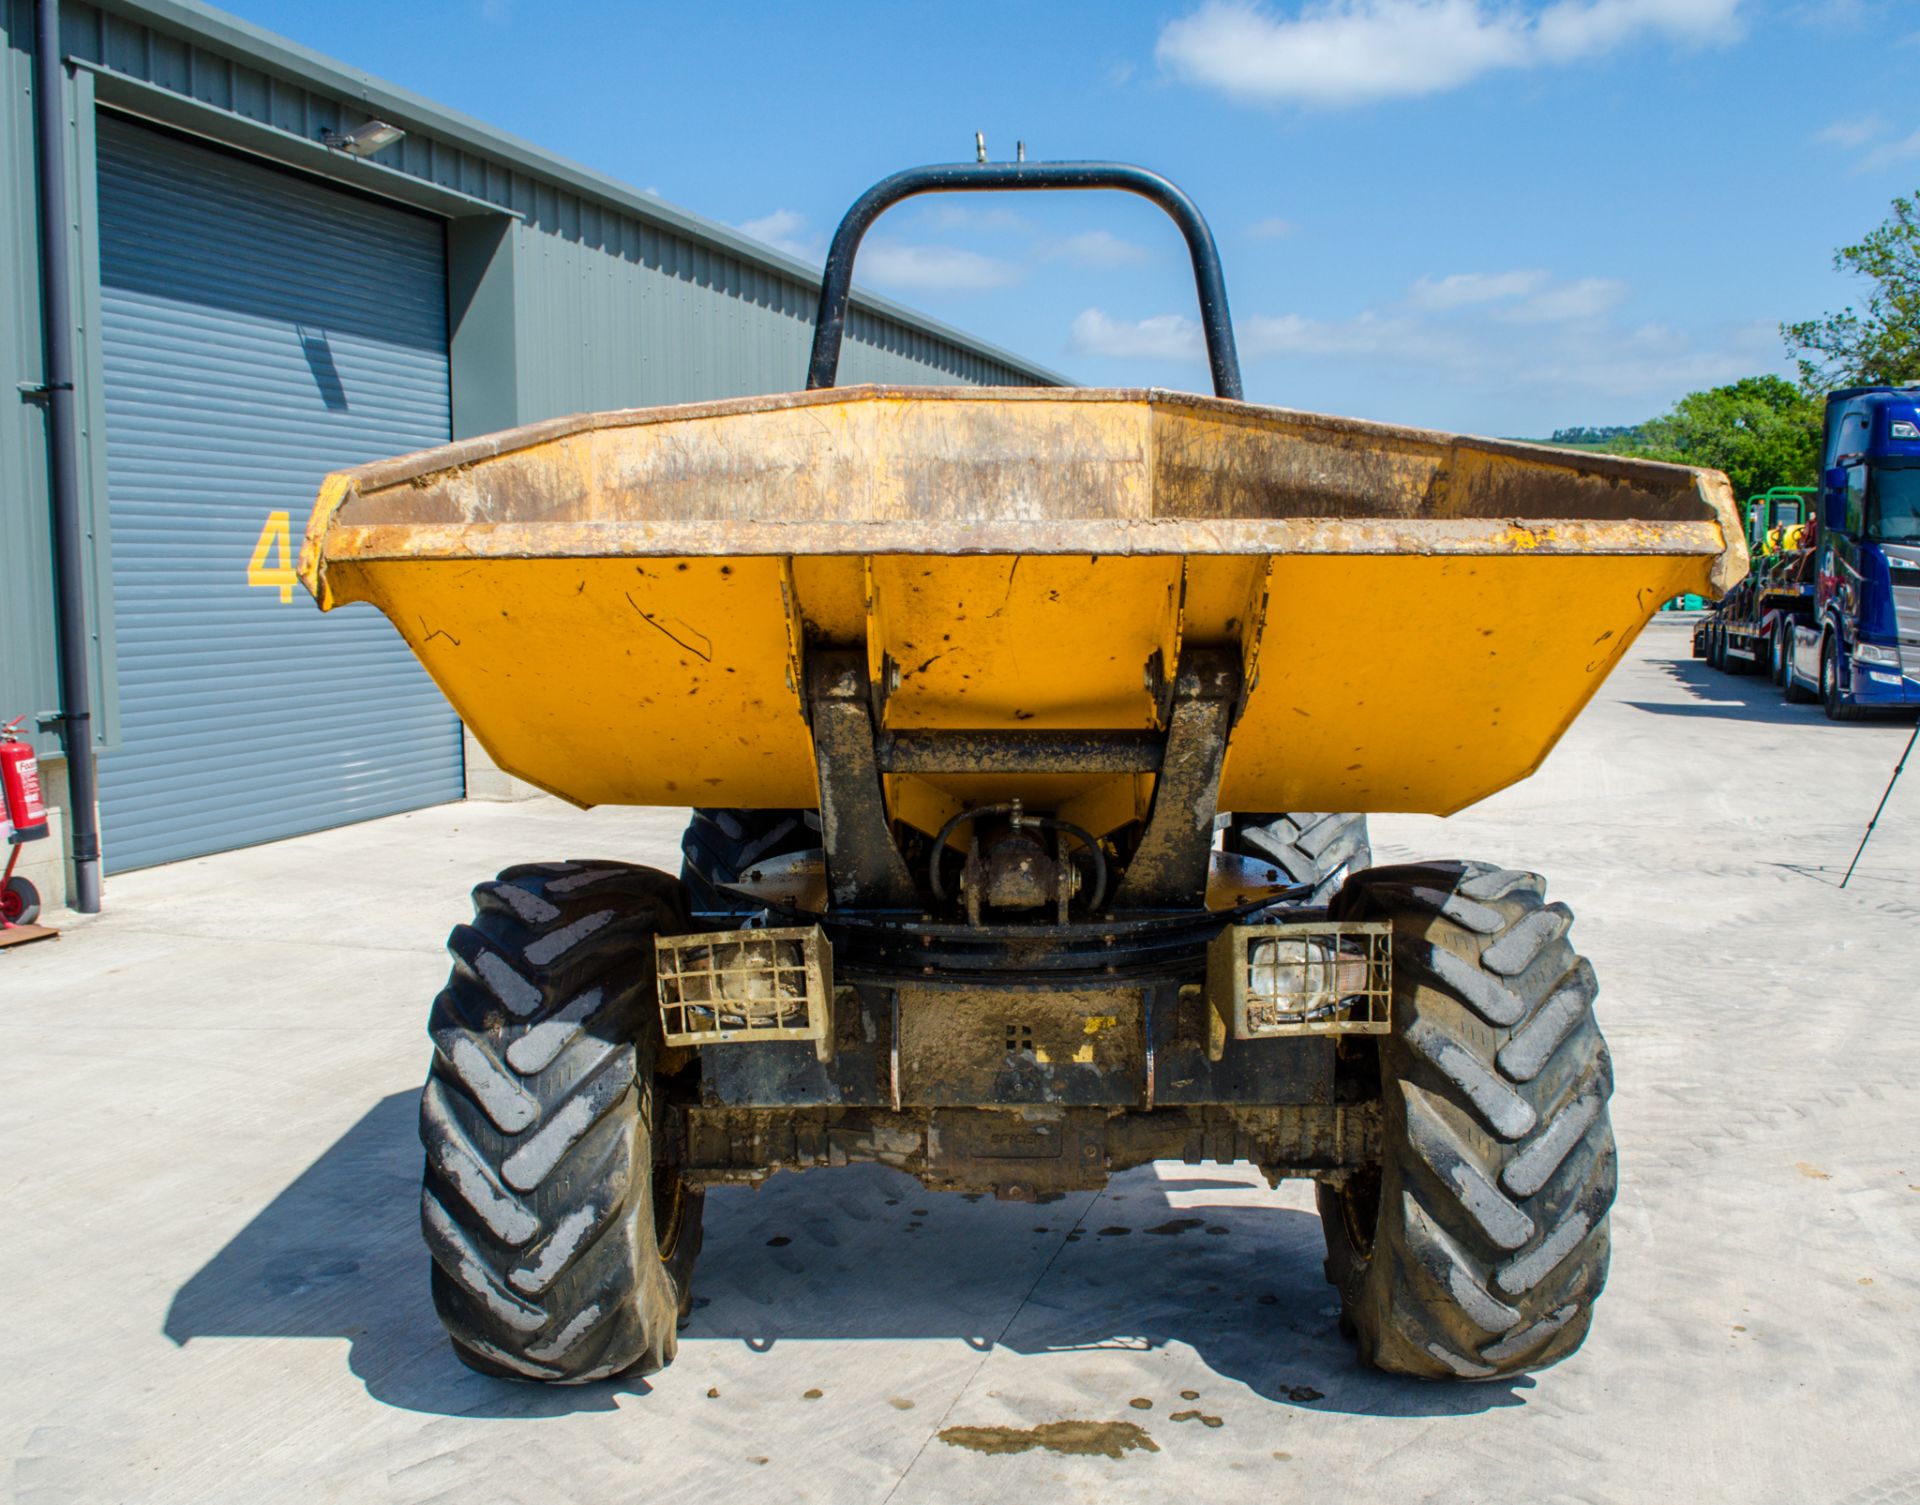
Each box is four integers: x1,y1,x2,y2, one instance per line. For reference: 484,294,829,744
1337,1163,1383,1266
651,1091,689,1261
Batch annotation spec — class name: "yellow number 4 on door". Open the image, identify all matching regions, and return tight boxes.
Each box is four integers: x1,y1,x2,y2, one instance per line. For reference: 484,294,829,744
247,511,296,603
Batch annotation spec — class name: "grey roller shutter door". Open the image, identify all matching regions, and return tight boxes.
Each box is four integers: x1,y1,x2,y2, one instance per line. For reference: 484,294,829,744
97,117,463,873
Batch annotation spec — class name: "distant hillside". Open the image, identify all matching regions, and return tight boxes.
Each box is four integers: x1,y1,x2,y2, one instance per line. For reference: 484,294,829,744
1505,424,1647,453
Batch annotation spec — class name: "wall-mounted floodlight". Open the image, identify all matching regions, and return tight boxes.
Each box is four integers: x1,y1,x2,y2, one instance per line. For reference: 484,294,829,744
322,120,406,157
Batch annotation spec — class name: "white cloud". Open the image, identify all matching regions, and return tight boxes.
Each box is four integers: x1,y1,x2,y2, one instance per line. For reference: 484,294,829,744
1515,319,1776,399
859,241,1020,290
738,209,819,260
1066,267,1758,415
1859,127,1920,171
1044,229,1152,266
1810,114,1920,172
1075,306,1456,364
1407,269,1550,309
1815,116,1886,148
1405,269,1626,321
1070,309,1208,360
1242,309,1447,358
923,203,1030,233
1503,274,1630,321
1786,0,1893,28
1156,0,1745,107
1247,215,1298,239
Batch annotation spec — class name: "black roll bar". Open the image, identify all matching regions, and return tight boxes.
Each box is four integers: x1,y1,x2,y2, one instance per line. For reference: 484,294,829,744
806,160,1243,401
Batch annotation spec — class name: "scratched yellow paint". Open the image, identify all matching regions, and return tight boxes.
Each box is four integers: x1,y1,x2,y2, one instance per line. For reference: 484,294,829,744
1217,552,1705,815
301,386,1741,819
328,555,818,808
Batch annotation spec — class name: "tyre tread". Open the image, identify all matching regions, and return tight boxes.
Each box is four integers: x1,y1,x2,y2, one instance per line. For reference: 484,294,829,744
420,861,702,1383
1322,860,1616,1380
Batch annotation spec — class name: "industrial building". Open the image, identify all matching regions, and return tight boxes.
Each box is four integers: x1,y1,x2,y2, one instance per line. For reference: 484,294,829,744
2,0,1060,911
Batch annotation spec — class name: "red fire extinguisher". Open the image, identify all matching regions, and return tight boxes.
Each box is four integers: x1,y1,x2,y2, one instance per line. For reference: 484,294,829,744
2,716,48,927
1,718,47,841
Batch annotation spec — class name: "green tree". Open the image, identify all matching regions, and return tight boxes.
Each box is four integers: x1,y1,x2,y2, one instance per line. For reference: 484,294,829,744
1629,376,1822,497
1782,189,1920,388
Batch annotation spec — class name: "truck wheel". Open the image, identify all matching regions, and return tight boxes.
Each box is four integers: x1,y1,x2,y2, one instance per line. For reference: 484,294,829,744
1782,634,1813,705
1222,812,1371,905
680,808,819,912
1319,861,1615,1380
1706,624,1723,669
421,861,703,1383
1822,638,1859,722
1,875,40,925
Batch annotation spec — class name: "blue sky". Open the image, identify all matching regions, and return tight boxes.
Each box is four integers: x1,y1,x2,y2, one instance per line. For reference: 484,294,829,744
229,0,1919,436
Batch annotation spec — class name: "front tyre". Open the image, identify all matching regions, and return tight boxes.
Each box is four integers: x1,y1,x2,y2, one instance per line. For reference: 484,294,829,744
1320,861,1615,1380
1822,638,1860,722
421,861,703,1382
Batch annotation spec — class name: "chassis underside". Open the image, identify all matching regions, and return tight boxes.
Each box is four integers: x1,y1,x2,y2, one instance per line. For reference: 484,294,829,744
676,969,1382,1198
661,639,1389,1198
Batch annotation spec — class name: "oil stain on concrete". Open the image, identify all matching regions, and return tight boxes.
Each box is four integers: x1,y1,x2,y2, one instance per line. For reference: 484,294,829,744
938,1421,1160,1459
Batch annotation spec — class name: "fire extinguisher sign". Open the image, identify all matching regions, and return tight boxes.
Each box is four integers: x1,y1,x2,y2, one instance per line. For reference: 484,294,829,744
247,511,297,604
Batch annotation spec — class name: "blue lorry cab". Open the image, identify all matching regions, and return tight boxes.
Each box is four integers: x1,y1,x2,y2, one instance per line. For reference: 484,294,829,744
1788,386,1920,716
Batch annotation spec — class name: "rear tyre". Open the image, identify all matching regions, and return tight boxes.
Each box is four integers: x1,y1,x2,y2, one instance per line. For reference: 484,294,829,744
421,861,703,1383
1769,627,1790,689
1222,812,1371,905
680,808,820,912
1707,624,1724,670
1319,861,1615,1380
1,875,40,925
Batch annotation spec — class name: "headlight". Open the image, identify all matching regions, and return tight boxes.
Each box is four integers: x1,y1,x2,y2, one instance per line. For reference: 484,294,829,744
1854,642,1900,666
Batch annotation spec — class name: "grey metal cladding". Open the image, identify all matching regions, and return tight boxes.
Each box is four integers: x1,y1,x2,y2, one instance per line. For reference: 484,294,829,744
1,8,66,753
61,0,1063,402
95,116,461,871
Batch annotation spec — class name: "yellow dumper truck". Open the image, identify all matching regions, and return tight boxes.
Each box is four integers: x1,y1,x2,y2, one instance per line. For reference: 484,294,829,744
301,161,1744,1385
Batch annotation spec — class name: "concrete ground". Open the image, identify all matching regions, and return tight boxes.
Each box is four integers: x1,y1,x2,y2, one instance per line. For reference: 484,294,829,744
5,618,1919,1505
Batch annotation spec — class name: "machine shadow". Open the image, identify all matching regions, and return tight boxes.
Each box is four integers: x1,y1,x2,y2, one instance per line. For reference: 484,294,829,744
1635,657,1918,726
1627,658,1820,724
166,1090,1531,1421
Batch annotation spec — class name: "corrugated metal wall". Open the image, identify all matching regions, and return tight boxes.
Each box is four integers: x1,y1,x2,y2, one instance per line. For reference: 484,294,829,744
1,1,118,760
60,0,1051,419
500,224,1031,423
95,118,462,870
0,1,57,744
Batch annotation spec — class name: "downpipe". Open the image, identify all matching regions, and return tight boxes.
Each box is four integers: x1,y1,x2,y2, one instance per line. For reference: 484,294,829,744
32,0,103,912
